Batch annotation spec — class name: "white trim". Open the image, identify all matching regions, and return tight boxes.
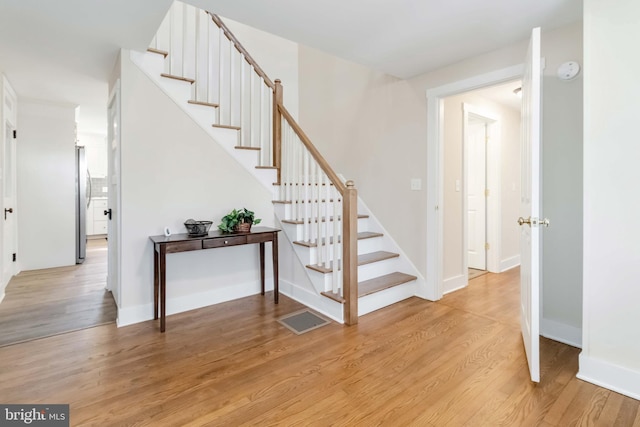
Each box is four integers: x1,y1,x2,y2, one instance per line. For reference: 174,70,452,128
117,278,273,327
500,255,521,272
0,290,4,304
541,318,582,348
279,279,344,323
443,274,467,294
578,354,640,400
426,64,524,300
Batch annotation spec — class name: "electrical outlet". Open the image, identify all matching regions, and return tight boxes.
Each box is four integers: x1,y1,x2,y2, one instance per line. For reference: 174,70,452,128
410,179,422,191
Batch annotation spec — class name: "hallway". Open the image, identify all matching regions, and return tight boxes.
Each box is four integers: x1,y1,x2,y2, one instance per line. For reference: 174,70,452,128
0,238,116,347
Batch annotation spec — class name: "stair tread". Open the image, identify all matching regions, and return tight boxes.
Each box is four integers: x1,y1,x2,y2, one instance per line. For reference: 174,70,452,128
160,73,195,84
188,100,219,108
147,47,168,57
359,272,417,297
256,166,277,170
282,214,368,225
293,231,383,248
307,251,399,274
212,124,241,130
321,272,416,302
235,146,260,151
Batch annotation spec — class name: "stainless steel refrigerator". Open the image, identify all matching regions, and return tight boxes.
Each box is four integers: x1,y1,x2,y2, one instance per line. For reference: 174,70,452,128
75,146,90,264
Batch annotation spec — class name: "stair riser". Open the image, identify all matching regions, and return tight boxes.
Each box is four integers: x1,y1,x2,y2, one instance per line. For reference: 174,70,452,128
358,281,417,316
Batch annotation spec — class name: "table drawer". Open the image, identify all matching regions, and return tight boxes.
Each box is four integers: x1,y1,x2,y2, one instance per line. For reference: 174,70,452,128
165,240,203,253
203,235,247,249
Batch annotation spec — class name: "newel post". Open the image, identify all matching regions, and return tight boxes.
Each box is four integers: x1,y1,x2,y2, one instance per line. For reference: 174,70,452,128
343,180,358,325
273,79,283,184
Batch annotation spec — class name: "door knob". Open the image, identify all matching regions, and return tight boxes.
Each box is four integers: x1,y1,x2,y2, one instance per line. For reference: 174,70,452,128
518,217,550,227
4,208,13,220
104,209,112,220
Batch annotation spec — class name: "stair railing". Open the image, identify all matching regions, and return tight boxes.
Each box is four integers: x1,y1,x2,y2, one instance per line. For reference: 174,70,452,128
150,1,358,324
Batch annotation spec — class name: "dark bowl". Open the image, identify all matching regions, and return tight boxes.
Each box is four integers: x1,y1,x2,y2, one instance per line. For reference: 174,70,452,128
184,220,213,236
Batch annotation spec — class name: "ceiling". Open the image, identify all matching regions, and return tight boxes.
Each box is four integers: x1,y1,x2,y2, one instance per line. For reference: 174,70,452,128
0,0,580,134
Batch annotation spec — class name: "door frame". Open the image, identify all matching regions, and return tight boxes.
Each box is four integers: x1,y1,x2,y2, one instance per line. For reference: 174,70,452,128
425,64,523,300
463,103,501,277
1,75,19,293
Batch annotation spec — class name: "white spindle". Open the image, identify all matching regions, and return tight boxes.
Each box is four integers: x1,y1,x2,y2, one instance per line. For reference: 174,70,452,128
331,187,342,293
218,27,223,119
316,168,323,263
258,79,264,162
303,150,310,242
239,59,245,147
229,41,234,126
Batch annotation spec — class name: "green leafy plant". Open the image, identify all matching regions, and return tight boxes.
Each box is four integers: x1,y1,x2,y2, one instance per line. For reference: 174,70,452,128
218,208,261,233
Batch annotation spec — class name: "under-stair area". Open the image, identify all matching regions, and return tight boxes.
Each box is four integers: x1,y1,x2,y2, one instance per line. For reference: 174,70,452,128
132,1,425,324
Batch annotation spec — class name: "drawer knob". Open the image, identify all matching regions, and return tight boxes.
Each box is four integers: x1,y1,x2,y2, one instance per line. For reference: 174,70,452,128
224,240,228,244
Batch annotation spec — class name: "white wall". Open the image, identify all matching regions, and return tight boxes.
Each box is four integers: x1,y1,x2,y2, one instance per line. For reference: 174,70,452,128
579,0,640,399
541,23,584,347
117,51,276,325
442,93,521,282
17,100,76,270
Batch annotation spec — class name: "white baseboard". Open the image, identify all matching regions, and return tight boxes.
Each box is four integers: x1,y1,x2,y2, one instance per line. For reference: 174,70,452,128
578,353,640,400
279,279,343,323
500,255,520,272
116,279,273,328
443,274,467,294
541,318,582,348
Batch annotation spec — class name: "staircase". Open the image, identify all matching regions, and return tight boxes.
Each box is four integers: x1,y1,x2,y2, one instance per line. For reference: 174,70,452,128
132,1,423,324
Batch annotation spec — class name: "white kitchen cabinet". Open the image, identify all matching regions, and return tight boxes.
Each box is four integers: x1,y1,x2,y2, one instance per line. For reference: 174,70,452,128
88,198,108,235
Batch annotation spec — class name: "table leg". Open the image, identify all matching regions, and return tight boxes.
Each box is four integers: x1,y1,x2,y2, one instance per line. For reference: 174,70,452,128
259,242,265,295
159,244,167,332
153,244,159,320
273,233,279,304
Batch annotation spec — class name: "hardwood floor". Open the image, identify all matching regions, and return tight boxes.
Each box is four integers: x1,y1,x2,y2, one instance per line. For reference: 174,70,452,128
0,267,638,425
0,238,116,347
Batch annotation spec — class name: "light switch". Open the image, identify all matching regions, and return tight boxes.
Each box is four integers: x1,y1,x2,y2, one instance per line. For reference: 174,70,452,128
455,180,461,192
102,187,108,192
410,179,422,191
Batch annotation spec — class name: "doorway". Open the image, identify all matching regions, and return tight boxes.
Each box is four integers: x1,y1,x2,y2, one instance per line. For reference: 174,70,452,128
425,65,524,300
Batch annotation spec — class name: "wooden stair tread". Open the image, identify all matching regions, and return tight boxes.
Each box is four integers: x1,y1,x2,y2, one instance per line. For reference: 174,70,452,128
256,166,277,170
273,182,334,186
307,251,399,274
235,146,260,151
188,100,219,108
282,214,368,225
147,47,168,57
212,124,241,130
358,272,417,297
293,231,383,248
160,73,195,84
320,291,345,303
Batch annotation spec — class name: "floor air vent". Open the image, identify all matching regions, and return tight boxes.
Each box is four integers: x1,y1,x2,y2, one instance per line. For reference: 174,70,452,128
278,309,331,335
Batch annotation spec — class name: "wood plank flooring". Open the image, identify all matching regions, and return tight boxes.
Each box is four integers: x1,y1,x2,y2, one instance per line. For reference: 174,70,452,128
0,238,116,347
0,267,638,425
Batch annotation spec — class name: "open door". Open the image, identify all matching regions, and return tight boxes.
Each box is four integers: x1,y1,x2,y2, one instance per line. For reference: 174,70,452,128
519,27,546,383
106,81,121,309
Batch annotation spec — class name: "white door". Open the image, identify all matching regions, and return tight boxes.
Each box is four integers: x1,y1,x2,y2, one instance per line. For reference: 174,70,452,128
2,77,18,286
519,27,543,383
467,118,487,270
106,81,121,307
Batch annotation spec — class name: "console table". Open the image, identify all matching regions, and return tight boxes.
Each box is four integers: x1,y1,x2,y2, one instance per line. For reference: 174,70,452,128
150,226,280,332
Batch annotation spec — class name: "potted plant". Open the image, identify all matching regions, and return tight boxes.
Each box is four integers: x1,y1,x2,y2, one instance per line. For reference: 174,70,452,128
218,208,261,233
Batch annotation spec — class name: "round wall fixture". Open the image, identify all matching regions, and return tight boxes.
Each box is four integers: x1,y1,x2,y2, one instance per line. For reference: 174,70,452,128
557,61,581,80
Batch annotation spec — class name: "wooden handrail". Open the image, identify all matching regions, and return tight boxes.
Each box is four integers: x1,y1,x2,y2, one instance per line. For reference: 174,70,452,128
208,13,275,89
277,104,347,194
